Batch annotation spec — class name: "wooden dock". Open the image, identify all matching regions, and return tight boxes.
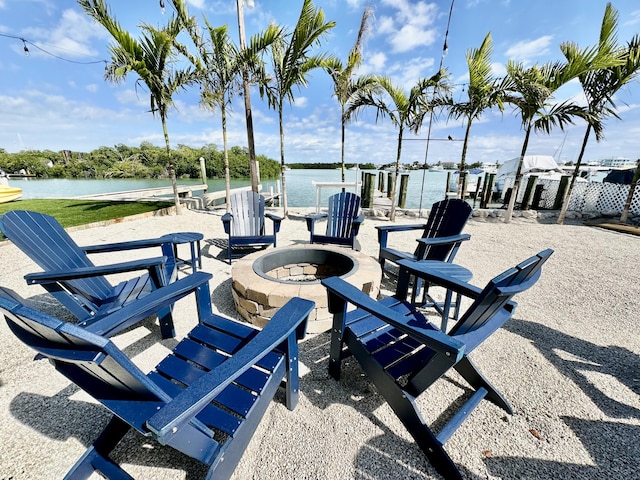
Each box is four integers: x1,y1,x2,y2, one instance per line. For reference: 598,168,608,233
75,184,208,201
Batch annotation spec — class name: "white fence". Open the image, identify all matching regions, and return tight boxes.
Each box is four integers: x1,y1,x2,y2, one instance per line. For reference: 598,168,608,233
520,178,640,217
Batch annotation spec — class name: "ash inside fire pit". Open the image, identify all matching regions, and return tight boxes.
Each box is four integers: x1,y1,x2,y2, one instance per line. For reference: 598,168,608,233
254,248,356,284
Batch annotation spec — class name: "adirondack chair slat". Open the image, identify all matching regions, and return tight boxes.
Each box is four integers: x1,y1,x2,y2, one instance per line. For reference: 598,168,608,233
306,192,364,249
0,210,195,339
323,249,553,479
222,191,281,263
0,273,314,479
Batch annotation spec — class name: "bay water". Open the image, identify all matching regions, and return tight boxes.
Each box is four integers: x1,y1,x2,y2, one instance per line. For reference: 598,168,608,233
12,169,457,210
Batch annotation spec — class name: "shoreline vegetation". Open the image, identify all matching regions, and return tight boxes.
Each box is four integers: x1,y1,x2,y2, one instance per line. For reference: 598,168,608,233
0,144,485,181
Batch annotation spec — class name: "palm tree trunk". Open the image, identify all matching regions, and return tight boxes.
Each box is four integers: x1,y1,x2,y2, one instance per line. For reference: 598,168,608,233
279,104,288,218
162,114,182,215
221,104,231,213
389,128,403,222
504,125,531,223
341,105,346,185
557,124,591,224
458,118,473,198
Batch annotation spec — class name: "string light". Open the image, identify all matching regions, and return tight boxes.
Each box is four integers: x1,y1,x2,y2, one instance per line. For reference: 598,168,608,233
0,32,107,65
159,0,165,14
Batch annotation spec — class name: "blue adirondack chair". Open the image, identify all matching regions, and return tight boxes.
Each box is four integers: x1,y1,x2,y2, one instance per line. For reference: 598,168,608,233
306,192,364,249
322,249,553,479
222,190,282,263
377,198,472,270
0,272,314,480
0,210,186,338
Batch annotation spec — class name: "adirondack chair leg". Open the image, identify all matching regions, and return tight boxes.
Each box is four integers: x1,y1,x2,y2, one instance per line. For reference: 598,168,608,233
349,338,463,480
65,417,132,480
283,333,300,410
157,306,175,339
453,356,513,414
327,300,349,380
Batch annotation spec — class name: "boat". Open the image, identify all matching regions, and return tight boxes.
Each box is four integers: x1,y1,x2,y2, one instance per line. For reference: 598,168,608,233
494,155,585,198
0,171,22,203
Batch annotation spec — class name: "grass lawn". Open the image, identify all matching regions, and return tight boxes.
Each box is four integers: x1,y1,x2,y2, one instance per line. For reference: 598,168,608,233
0,199,174,229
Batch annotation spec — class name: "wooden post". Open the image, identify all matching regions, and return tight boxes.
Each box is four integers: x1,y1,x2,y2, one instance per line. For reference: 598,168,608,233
553,175,571,210
445,171,452,199
378,171,385,192
532,184,545,209
472,177,482,208
387,172,395,199
199,157,208,193
398,174,409,209
521,175,538,210
362,173,373,208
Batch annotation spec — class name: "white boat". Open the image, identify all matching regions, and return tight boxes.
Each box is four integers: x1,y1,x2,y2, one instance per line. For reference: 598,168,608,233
494,155,585,198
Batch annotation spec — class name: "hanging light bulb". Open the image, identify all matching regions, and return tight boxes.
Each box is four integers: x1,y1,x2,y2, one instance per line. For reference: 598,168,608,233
442,40,449,58
159,0,165,14
22,39,29,56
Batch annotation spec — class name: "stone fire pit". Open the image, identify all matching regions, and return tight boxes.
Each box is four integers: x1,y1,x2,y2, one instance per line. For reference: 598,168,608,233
231,245,382,333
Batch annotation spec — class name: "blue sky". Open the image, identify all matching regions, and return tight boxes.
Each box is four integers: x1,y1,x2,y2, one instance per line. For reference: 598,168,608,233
0,0,639,166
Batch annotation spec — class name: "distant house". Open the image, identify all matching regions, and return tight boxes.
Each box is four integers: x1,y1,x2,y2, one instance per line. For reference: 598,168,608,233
441,161,457,170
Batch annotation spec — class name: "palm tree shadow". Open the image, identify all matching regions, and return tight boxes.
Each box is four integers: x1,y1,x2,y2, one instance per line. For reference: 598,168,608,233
504,318,640,419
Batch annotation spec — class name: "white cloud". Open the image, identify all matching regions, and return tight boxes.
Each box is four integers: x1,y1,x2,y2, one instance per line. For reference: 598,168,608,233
505,35,553,63
623,10,640,26
86,84,98,93
378,0,439,53
187,0,206,8
389,24,438,53
294,96,308,108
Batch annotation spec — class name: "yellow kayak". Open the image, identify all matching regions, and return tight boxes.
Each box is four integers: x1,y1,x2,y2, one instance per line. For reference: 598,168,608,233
0,186,22,203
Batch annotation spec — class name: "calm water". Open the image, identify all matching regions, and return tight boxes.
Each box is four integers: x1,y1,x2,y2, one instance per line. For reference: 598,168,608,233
12,169,457,210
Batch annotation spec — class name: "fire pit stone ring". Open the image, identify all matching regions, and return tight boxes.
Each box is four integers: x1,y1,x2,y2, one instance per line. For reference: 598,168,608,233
231,245,382,333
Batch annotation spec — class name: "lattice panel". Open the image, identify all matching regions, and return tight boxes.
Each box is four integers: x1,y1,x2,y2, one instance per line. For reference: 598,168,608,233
526,179,640,217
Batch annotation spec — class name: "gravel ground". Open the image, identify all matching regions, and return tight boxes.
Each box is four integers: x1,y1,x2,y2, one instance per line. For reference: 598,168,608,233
0,207,638,480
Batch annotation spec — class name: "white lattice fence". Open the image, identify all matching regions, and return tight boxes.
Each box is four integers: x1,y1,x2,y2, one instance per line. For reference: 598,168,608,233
534,179,640,216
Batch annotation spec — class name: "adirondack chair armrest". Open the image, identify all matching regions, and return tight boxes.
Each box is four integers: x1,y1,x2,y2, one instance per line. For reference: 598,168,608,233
82,237,174,254
83,272,213,336
24,257,168,285
397,259,482,300
416,233,471,248
305,213,328,232
352,214,365,236
322,276,464,356
376,223,427,245
265,213,283,233
146,297,315,443
221,212,232,234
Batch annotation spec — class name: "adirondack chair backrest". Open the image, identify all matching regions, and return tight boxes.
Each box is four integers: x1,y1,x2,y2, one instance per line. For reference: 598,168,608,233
417,199,472,261
0,289,166,431
229,191,265,237
448,249,553,351
325,192,361,239
0,210,115,305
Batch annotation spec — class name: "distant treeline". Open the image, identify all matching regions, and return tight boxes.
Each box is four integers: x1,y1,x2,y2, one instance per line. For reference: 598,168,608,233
288,162,377,170
0,143,281,180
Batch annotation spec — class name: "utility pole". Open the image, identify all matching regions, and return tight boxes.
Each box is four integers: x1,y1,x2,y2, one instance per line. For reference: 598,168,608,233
236,0,260,193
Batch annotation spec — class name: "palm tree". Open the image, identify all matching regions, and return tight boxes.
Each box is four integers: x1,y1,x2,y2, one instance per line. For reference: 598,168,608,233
345,72,448,221
503,60,588,223
324,8,373,183
79,0,194,214
258,0,335,218
557,3,640,224
169,0,279,211
448,32,508,198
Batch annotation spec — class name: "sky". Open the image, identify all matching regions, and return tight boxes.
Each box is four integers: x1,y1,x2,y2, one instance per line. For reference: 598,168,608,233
1,0,639,167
